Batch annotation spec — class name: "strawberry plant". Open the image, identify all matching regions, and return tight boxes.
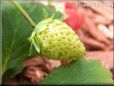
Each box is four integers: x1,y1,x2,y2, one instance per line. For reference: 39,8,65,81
2,0,113,85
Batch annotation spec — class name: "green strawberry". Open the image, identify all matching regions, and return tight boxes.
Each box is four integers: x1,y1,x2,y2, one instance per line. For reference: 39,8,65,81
29,17,85,61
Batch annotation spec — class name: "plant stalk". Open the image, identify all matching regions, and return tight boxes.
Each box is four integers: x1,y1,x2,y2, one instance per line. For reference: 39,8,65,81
12,1,36,28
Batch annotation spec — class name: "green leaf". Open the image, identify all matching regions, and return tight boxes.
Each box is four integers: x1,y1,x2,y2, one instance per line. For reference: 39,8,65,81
54,11,63,20
42,58,113,84
2,2,33,80
2,1,63,80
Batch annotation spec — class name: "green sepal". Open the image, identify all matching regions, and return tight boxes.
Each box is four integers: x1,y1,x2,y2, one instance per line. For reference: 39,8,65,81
29,34,41,55
34,17,53,33
28,41,38,56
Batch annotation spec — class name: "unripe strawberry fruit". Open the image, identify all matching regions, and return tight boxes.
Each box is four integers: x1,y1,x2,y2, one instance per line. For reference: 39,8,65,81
29,18,85,61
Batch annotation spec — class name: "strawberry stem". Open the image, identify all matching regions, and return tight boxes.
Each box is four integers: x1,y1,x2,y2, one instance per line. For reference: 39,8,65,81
12,1,36,28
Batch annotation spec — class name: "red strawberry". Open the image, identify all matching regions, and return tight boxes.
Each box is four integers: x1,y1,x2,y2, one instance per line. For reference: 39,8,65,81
65,1,77,15
64,2,85,31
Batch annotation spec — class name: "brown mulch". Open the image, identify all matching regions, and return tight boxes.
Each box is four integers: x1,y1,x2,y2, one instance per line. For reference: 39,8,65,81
3,56,61,85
